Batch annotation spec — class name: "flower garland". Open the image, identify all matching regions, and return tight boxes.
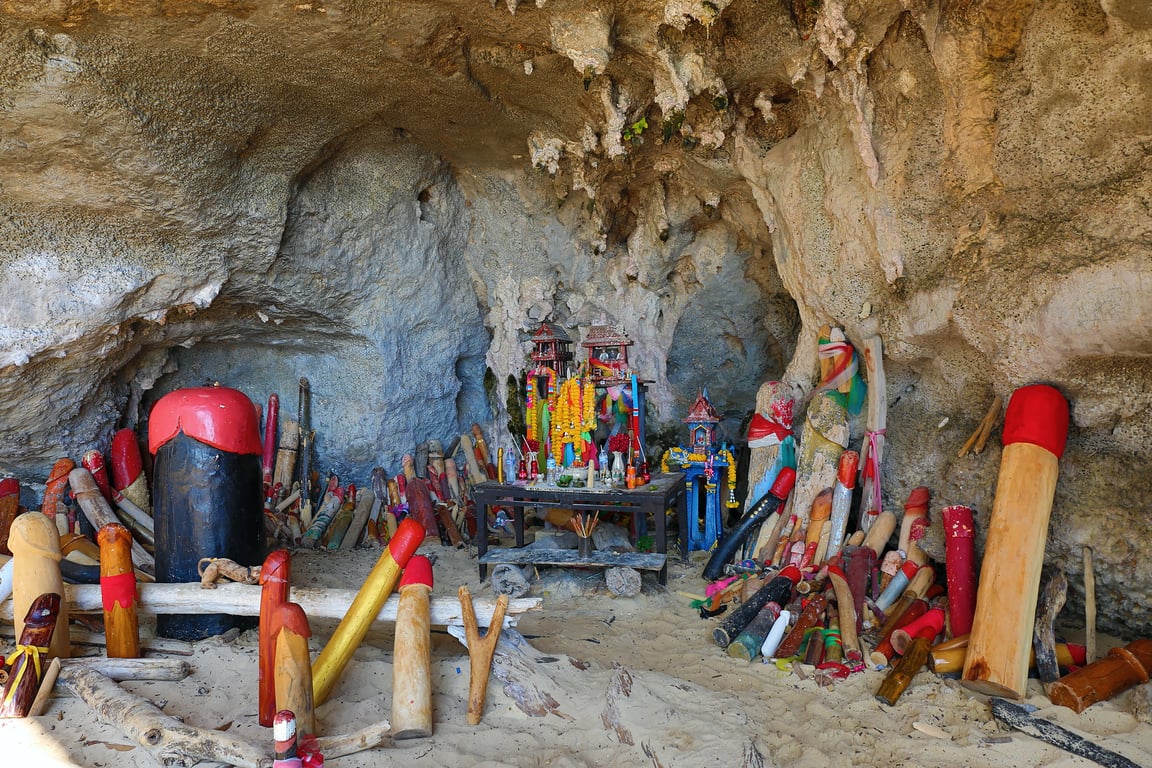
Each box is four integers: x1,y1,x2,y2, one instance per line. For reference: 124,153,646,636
550,377,596,465
525,368,556,445
663,446,738,505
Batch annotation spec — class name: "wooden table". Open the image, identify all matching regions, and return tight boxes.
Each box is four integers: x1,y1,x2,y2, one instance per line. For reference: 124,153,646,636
472,473,687,586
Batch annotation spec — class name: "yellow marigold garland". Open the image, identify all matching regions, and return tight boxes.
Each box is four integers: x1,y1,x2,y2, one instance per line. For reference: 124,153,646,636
662,446,738,505
550,377,596,465
525,368,556,445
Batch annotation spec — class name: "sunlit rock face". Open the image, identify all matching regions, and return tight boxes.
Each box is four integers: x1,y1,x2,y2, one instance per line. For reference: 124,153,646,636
0,2,1150,634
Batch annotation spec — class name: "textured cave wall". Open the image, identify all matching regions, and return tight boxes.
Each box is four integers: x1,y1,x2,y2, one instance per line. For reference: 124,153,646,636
147,132,491,481
0,1,1150,635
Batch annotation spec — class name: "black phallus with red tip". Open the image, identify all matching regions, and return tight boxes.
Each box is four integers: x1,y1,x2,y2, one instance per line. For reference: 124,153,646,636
149,386,264,640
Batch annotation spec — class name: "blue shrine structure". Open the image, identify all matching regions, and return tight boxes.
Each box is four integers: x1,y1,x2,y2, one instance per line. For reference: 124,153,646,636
663,390,738,552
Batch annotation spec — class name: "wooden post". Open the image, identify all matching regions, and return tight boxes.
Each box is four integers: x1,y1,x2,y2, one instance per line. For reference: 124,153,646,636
775,592,828,659
962,384,1069,699
861,510,897,558
261,394,279,493
272,602,315,738
340,487,375,550
459,585,508,725
9,512,70,659
1083,546,1097,663
259,549,291,727
827,565,862,663
28,655,62,717
855,335,886,533
402,456,440,541
273,418,300,493
312,518,425,705
392,555,433,739
875,633,932,706
97,523,140,659
1033,565,1069,684
300,476,342,549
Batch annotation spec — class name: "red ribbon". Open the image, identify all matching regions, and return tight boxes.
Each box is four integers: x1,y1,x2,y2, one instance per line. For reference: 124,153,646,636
101,572,138,613
746,413,792,448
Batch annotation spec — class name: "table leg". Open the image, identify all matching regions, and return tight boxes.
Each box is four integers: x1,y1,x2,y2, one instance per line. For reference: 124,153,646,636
513,505,525,548
677,485,688,563
477,495,489,581
654,500,667,586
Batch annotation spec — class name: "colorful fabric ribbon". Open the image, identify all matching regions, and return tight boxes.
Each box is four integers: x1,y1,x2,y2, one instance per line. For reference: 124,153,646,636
746,412,793,448
3,643,48,705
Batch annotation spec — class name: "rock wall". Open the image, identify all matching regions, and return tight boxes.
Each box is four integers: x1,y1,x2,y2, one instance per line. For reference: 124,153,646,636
0,1,1149,634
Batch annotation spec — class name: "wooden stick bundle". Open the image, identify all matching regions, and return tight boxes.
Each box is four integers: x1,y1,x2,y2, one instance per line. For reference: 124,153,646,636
957,395,1002,458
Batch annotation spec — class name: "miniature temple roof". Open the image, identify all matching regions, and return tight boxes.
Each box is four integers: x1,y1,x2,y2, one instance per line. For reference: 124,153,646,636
581,324,633,349
684,390,720,424
531,322,572,344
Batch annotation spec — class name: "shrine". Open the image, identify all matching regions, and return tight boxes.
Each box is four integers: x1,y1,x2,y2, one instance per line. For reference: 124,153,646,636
663,390,738,552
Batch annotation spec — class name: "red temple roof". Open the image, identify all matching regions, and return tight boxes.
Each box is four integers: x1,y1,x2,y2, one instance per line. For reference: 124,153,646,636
684,391,720,424
581,325,633,349
531,322,573,344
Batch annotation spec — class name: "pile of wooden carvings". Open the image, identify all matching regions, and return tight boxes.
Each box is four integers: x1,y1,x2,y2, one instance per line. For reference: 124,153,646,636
704,365,1150,765
264,379,497,553
1,512,541,765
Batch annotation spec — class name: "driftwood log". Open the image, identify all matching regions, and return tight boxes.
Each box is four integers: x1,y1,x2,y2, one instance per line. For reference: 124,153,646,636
1034,565,1069,685
60,657,191,681
0,626,195,656
60,665,395,766
446,625,571,720
1,581,541,629
59,665,271,767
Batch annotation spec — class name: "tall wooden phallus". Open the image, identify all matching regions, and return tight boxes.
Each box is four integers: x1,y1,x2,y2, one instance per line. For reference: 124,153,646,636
97,523,140,659
272,602,315,739
259,549,291,727
312,517,425,704
392,555,434,739
149,386,264,640
962,384,1069,699
9,511,70,659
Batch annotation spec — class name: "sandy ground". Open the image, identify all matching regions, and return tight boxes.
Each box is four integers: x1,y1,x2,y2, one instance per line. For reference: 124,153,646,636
3,528,1152,768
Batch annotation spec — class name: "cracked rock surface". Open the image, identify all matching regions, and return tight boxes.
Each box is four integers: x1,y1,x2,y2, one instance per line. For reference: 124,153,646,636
1,1,1150,634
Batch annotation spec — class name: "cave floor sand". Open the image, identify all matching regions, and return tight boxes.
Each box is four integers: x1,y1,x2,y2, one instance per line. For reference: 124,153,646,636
4,532,1152,768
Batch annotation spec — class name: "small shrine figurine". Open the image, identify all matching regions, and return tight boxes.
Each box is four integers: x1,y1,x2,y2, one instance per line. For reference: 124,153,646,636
581,325,633,386
662,390,739,551
529,322,574,374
